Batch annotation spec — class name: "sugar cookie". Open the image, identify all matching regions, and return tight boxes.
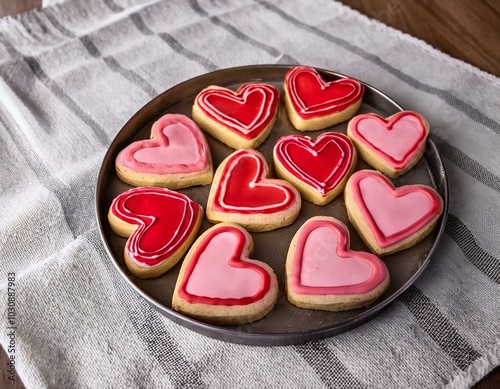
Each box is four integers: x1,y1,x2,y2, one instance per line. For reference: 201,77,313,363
173,223,278,325
192,83,279,149
284,66,364,131
344,170,443,256
286,216,390,311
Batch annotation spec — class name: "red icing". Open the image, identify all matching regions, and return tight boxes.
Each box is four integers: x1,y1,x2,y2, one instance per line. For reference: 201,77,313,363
110,187,201,266
274,133,355,196
349,170,442,248
285,66,364,119
212,150,297,214
195,83,279,139
290,218,387,295
177,225,271,305
349,112,428,169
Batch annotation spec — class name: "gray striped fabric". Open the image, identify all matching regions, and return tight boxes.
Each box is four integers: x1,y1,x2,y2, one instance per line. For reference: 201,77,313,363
1,0,499,388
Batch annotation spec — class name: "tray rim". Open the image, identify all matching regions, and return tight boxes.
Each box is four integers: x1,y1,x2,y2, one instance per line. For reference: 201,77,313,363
95,64,449,346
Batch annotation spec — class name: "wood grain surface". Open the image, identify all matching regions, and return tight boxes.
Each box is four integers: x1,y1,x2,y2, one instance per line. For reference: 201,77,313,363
0,1,499,388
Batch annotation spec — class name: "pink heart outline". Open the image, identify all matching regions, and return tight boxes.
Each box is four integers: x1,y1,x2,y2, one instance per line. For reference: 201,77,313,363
118,114,210,174
349,112,428,169
178,225,272,305
349,170,442,248
290,218,388,295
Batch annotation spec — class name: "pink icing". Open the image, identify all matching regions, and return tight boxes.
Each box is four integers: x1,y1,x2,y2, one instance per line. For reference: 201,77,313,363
274,133,355,196
350,170,442,248
212,150,297,214
285,66,364,119
349,112,428,169
195,83,279,139
178,225,271,305
291,218,387,295
117,114,210,174
110,187,201,267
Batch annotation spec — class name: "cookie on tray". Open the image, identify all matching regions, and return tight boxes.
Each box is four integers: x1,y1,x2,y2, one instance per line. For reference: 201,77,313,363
192,82,279,149
206,149,301,232
108,187,204,279
172,223,279,325
273,132,357,205
344,170,444,256
286,216,390,312
115,114,213,189
347,111,429,178
284,66,364,131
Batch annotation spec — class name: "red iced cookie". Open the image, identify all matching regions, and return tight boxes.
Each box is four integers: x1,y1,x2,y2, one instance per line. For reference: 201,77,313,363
284,66,364,131
108,187,204,279
273,132,357,205
206,149,301,232
192,82,279,149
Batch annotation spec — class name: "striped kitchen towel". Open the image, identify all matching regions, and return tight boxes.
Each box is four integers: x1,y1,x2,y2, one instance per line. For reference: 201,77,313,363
1,0,499,388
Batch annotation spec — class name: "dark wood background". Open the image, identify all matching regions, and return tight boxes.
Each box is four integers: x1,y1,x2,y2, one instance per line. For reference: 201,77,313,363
1,1,499,388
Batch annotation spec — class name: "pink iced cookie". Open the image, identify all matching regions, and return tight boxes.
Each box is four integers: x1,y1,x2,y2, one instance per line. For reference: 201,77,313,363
286,216,390,311
115,114,213,189
284,66,364,131
172,223,278,325
344,170,443,256
347,111,429,178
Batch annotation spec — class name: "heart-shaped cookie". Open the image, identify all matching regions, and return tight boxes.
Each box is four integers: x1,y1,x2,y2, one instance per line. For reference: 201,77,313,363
344,170,443,255
173,223,278,325
115,114,213,188
348,111,429,178
108,187,204,279
273,133,357,205
284,66,364,131
192,83,279,149
286,216,389,311
207,149,301,232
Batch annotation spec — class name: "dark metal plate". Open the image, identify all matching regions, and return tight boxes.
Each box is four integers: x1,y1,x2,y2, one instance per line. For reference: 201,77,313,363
95,65,448,346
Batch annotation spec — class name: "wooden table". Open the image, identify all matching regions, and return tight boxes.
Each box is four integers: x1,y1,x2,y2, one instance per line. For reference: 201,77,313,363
1,1,499,388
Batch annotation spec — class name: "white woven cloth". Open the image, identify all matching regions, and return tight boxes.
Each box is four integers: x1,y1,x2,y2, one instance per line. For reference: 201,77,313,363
1,0,499,388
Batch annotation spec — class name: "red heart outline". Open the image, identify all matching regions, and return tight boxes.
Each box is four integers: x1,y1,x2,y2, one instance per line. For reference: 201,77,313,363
285,66,364,119
274,133,355,196
110,187,201,266
212,150,298,214
195,83,279,139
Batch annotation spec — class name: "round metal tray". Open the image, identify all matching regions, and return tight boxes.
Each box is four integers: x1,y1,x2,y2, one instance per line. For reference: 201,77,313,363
95,65,448,346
